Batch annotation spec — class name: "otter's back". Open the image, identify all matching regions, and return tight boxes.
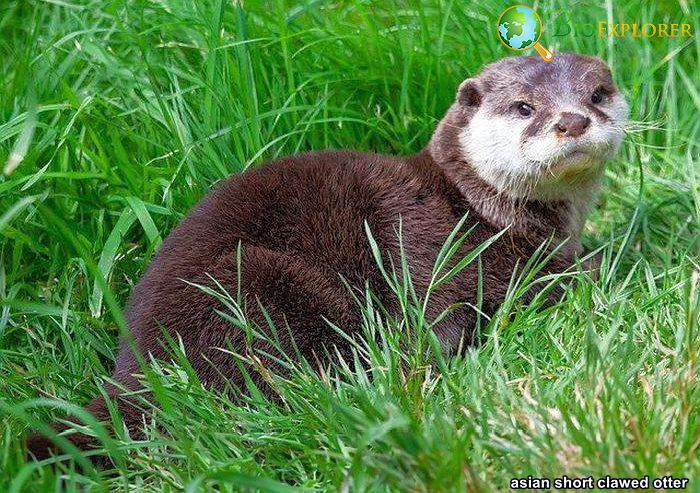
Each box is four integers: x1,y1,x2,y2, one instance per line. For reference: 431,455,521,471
124,150,421,345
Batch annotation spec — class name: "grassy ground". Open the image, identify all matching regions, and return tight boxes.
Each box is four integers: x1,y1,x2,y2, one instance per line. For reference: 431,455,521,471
1,0,698,491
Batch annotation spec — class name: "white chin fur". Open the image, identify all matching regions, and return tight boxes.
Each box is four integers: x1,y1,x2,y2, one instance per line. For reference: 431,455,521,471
459,95,627,201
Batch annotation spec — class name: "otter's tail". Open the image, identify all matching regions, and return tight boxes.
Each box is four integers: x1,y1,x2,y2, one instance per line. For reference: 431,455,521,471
26,392,144,468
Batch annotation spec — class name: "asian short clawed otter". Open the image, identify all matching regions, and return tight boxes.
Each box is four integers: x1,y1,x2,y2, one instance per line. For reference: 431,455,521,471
28,53,628,462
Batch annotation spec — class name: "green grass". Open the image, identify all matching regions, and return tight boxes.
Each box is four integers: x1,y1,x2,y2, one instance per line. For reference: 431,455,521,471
1,0,698,490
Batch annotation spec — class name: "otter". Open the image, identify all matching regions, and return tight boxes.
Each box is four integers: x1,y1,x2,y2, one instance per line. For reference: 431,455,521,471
28,53,628,461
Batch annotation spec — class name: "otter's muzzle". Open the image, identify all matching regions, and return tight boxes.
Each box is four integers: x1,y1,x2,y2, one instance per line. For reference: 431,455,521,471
555,112,591,138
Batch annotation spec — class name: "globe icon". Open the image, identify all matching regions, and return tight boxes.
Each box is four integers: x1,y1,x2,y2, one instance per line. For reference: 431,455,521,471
497,6,542,50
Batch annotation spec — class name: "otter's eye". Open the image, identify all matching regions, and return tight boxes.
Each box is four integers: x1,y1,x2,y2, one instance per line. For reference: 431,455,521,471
591,88,604,104
516,102,534,117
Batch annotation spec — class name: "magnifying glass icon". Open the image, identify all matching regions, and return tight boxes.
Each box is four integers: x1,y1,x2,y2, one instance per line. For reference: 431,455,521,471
497,5,553,62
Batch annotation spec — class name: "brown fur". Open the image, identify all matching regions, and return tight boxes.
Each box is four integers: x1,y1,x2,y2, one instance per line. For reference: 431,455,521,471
27,53,617,463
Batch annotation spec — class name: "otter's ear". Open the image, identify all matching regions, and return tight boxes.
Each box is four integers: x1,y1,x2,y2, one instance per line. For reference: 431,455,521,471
457,79,481,107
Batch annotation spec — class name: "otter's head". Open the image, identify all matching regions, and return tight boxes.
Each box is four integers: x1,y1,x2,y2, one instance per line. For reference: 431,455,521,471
430,54,628,202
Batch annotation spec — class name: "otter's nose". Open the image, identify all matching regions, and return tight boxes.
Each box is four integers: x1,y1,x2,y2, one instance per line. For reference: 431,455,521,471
555,112,591,138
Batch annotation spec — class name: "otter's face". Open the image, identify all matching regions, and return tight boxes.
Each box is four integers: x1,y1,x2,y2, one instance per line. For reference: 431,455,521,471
457,54,628,200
